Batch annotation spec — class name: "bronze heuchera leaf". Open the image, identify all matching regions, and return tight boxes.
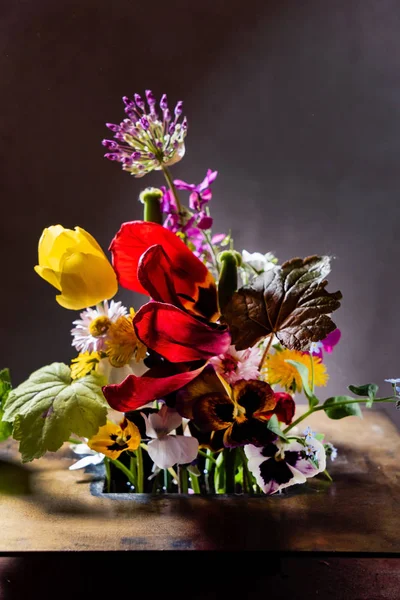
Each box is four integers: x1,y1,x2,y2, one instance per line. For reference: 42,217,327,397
223,256,342,351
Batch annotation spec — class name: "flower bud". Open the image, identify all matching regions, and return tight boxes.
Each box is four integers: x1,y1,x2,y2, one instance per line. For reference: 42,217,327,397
139,188,164,224
217,250,241,313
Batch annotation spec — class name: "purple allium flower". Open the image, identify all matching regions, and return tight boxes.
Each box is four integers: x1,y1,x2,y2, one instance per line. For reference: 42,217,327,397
103,91,187,177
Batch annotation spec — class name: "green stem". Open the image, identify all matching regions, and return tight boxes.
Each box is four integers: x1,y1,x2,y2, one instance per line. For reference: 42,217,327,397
310,353,315,394
109,457,136,487
284,396,397,434
198,449,218,465
223,448,235,494
168,467,179,483
259,333,274,371
130,454,137,485
68,438,83,444
201,229,220,274
178,465,189,494
323,469,333,482
161,165,183,216
204,449,214,494
190,472,201,494
135,446,144,493
104,457,111,493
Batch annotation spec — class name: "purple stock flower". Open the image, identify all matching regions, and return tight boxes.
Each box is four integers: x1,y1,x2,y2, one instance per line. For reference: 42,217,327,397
174,169,218,211
102,91,188,177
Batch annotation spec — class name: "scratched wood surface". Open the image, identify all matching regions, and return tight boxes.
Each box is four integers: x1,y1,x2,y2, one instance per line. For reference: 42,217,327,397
0,410,399,552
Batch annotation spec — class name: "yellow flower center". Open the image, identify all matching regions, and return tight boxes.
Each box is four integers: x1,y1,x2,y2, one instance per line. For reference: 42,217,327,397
89,316,112,337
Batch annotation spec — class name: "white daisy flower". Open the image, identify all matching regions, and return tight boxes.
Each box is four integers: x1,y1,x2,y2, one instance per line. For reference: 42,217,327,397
71,300,127,353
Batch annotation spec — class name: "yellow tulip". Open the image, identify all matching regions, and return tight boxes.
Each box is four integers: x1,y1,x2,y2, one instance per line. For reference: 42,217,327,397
34,225,118,310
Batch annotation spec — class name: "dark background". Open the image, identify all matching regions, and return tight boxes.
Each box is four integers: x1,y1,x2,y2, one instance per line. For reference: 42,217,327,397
1,0,400,426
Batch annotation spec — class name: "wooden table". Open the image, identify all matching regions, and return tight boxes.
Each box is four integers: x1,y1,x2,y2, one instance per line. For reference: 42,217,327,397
0,409,399,553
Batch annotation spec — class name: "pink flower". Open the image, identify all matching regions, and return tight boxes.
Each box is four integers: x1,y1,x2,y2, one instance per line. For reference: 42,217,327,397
308,328,341,360
210,345,261,385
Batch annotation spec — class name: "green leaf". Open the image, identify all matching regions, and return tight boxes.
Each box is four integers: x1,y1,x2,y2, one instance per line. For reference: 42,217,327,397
267,414,290,442
0,368,12,441
3,362,108,462
348,383,379,408
323,396,363,420
285,359,320,408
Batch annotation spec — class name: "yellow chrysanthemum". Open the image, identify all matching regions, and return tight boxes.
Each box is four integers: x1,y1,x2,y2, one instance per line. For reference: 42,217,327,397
263,348,328,391
106,308,147,368
88,417,140,460
70,351,101,380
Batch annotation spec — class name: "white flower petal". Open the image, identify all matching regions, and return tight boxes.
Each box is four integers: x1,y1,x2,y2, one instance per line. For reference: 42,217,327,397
147,437,180,469
70,443,92,456
147,436,198,470
295,439,326,476
69,454,104,470
176,436,199,465
141,412,158,440
148,405,182,436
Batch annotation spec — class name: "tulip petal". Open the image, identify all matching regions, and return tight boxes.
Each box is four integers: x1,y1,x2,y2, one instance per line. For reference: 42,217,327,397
38,225,66,270
56,252,118,310
110,221,219,321
34,265,62,291
139,244,218,321
133,302,231,363
102,364,206,412
51,228,105,268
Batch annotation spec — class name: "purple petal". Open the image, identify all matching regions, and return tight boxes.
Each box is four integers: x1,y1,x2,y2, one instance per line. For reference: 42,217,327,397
322,328,341,353
211,233,227,244
197,214,213,230
173,179,196,192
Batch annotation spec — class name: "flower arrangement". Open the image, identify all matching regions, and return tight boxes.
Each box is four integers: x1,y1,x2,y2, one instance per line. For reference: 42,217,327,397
1,90,399,496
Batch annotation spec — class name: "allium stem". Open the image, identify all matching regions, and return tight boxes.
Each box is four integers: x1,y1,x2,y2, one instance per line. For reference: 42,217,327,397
161,165,183,221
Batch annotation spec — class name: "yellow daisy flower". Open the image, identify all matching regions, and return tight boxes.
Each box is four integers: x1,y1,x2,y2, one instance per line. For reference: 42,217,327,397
263,348,328,391
88,417,141,460
106,308,147,368
70,351,101,380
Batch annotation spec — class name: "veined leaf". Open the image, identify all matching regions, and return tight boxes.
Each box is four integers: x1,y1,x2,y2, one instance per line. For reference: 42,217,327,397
348,383,378,408
0,368,12,441
266,414,289,442
224,255,342,351
3,363,108,462
285,359,319,408
323,396,363,420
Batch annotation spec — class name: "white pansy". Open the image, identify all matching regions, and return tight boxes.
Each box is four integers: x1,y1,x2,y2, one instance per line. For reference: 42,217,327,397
141,405,198,470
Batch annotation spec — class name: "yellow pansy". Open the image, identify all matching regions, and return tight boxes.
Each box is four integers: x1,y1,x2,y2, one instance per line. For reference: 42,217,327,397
34,225,118,310
88,418,141,460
